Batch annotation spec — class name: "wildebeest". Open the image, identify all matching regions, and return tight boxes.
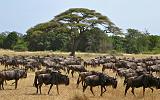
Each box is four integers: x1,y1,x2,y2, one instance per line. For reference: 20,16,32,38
76,71,101,88
33,68,58,86
83,73,117,96
34,71,69,94
0,69,27,89
124,74,160,96
4,58,19,69
67,65,87,77
102,62,115,72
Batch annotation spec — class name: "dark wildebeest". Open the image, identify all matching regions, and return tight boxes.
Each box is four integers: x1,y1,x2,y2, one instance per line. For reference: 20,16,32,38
124,74,160,96
34,71,69,94
76,71,101,88
33,68,58,86
0,69,27,89
83,74,117,96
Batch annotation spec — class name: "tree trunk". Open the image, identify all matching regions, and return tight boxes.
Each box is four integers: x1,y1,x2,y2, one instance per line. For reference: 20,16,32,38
69,37,81,57
70,48,76,56
69,38,76,57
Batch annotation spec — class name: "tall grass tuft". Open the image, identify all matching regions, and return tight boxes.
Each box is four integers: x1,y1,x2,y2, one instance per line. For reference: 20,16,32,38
70,94,89,100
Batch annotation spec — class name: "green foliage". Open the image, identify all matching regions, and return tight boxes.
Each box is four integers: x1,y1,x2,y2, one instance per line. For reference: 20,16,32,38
111,35,125,52
1,8,160,55
148,35,160,51
54,8,121,56
152,47,160,54
12,38,28,51
124,29,149,54
3,31,19,49
75,27,112,53
0,33,7,48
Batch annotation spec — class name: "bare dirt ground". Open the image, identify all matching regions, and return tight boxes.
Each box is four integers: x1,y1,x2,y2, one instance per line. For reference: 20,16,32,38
0,50,160,100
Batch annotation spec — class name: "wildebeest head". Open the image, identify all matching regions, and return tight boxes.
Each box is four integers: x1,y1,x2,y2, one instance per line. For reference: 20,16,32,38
64,75,69,85
22,70,27,78
112,78,118,89
103,75,118,89
155,77,160,89
16,69,27,78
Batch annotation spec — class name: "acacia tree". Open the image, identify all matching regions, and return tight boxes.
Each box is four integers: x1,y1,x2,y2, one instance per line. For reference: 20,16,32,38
54,8,121,56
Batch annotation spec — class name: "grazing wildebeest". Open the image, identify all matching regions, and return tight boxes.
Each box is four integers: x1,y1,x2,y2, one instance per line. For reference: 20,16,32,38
4,58,19,69
0,69,27,89
34,71,69,94
102,63,115,72
67,65,87,77
124,74,160,96
83,74,117,96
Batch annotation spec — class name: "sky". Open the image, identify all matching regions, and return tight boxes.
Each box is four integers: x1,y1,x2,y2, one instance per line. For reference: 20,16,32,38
0,0,160,35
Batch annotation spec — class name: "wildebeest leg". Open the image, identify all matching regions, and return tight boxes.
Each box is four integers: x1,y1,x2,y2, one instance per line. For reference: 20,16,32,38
103,86,107,93
102,66,105,72
36,84,39,94
2,80,4,90
81,80,84,87
5,65,7,69
143,87,145,96
67,69,70,74
4,80,7,85
71,70,74,77
90,86,95,96
39,84,43,94
149,87,154,93
56,85,59,95
15,80,18,89
48,84,53,94
125,85,130,96
76,76,81,88
83,84,87,92
0,82,1,90
100,86,104,96
131,88,135,96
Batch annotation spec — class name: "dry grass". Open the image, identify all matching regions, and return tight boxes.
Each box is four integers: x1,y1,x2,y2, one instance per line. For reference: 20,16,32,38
0,49,160,100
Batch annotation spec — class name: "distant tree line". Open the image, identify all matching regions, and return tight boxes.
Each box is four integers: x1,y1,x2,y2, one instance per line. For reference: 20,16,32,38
0,8,160,54
0,28,160,54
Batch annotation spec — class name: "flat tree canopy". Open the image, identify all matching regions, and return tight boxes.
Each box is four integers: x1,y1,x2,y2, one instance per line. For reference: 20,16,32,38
27,8,121,56
54,8,121,56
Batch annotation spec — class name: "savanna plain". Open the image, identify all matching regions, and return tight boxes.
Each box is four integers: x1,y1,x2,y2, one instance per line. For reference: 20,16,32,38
0,50,160,100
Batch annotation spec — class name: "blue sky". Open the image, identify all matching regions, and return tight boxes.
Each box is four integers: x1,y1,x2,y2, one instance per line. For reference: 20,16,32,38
0,0,159,35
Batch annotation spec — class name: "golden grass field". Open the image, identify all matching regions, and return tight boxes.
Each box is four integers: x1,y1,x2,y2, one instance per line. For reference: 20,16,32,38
0,49,160,100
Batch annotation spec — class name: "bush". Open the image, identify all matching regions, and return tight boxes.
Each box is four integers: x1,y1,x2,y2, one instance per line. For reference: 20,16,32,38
109,50,123,56
13,44,28,52
152,47,160,54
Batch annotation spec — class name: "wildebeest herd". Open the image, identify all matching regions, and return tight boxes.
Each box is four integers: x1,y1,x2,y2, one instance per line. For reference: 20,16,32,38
0,54,160,97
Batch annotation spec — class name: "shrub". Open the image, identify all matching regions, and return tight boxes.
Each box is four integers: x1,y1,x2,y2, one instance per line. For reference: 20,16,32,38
13,44,28,52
